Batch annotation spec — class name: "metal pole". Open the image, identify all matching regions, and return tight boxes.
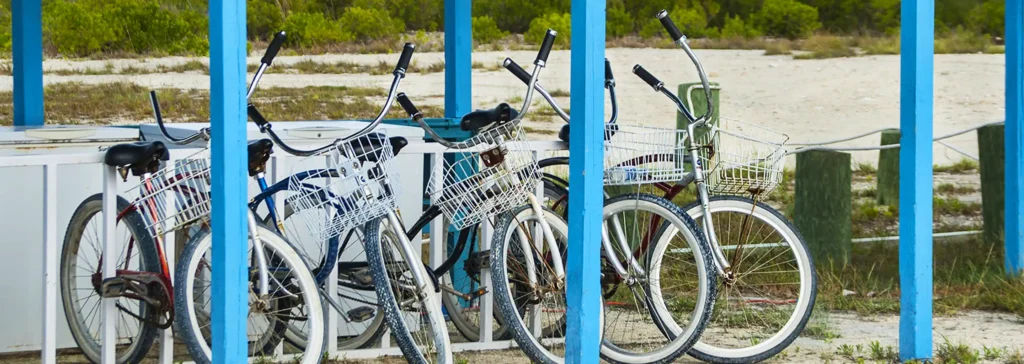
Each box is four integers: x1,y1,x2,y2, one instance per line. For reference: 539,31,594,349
1005,0,1024,275
12,0,44,127
567,0,605,362
209,0,249,362
898,0,934,360
41,165,56,364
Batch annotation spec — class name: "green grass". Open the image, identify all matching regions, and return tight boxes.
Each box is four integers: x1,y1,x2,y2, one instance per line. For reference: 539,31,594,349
933,196,982,216
869,340,898,362
523,126,557,135
858,36,901,55
936,183,979,194
762,40,793,55
853,162,877,175
0,82,440,126
934,159,980,173
794,36,857,60
936,338,981,364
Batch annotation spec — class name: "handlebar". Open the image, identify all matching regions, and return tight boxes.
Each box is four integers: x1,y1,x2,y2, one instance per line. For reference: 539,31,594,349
536,30,557,66
150,91,210,145
394,43,415,76
637,9,714,127
502,57,619,126
262,31,286,66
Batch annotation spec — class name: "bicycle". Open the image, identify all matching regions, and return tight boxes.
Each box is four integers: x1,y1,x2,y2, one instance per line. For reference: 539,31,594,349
397,30,719,364
510,11,818,363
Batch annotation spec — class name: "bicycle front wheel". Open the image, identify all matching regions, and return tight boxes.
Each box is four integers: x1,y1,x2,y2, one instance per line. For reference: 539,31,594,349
682,195,817,363
174,224,327,364
364,214,452,364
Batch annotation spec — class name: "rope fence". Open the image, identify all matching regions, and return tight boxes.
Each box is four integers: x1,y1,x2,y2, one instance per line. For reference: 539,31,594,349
786,120,1006,160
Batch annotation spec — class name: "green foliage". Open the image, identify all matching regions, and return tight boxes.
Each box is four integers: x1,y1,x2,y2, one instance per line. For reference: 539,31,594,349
0,5,10,53
43,0,116,56
750,0,822,39
606,0,634,38
670,6,714,38
472,16,508,43
526,13,572,47
794,35,855,59
474,0,571,34
283,12,350,47
339,6,406,42
248,0,285,41
968,0,1005,37
720,15,760,39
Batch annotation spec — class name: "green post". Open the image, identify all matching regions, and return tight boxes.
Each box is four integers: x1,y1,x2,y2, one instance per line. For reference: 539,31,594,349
878,129,901,206
795,150,853,265
978,124,1005,243
678,82,720,132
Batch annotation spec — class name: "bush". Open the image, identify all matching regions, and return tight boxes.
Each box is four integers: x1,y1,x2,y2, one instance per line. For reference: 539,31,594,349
606,0,634,38
103,0,208,55
43,0,117,56
639,19,665,39
968,0,1004,37
472,16,508,43
283,12,351,47
935,28,992,54
384,0,443,31
339,6,406,41
248,0,284,41
526,12,571,47
670,6,713,38
751,0,821,39
794,35,855,59
0,6,10,53
721,15,761,39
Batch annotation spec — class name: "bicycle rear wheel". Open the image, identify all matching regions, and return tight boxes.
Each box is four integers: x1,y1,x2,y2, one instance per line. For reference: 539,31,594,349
60,194,160,364
174,224,327,364
364,214,452,364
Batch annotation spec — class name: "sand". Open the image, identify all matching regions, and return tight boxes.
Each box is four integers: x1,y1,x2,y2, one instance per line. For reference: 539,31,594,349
0,49,1007,166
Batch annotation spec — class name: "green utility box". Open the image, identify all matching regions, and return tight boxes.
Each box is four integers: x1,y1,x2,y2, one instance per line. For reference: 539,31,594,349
677,82,721,131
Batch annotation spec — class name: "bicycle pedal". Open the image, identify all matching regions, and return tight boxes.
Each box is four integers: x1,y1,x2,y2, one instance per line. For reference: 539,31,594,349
100,278,127,298
467,288,488,299
346,306,375,322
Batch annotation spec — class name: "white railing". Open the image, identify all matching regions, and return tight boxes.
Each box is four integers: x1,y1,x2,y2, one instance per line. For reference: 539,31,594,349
0,140,568,363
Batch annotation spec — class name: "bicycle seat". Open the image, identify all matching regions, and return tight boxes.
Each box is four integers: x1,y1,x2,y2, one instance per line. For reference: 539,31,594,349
460,103,519,132
104,141,169,176
556,123,620,145
247,139,274,176
346,133,408,163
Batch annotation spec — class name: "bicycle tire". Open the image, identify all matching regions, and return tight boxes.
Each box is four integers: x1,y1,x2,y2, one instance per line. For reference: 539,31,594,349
60,193,160,364
680,196,817,363
174,223,327,364
364,214,452,364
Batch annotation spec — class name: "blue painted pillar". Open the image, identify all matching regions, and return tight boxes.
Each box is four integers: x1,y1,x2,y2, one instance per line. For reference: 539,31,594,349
444,0,474,305
567,0,605,363
12,0,44,126
1005,0,1024,275
898,0,934,360
209,0,249,362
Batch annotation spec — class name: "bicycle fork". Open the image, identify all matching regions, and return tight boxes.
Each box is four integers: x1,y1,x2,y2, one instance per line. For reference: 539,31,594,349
686,123,731,279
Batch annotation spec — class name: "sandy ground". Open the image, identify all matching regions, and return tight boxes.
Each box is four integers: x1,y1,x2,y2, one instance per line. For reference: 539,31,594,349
1,49,1005,166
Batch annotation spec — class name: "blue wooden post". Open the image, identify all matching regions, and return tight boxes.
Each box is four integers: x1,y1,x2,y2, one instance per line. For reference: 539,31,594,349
567,0,605,362
209,0,249,362
444,0,474,306
898,0,934,360
1006,0,1024,275
12,0,44,127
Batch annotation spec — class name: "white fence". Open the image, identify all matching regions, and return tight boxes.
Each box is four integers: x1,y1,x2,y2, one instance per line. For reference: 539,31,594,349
0,140,568,363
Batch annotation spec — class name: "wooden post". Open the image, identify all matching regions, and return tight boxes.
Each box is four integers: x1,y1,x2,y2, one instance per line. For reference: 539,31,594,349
877,129,901,206
979,124,1006,244
794,150,852,265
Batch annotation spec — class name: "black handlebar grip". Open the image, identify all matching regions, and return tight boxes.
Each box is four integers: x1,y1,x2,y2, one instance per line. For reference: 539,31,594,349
632,65,664,91
604,58,614,83
247,103,270,127
535,29,557,65
657,10,684,41
262,31,286,65
395,43,415,75
503,58,531,85
396,93,420,117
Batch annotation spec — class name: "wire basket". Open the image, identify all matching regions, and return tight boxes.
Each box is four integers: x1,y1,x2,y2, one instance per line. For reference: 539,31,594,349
429,122,539,231
603,124,688,186
130,149,212,236
694,118,789,196
285,132,401,242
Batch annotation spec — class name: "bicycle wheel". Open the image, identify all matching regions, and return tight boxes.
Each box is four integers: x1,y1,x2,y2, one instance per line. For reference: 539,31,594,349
433,226,512,342
270,205,385,351
599,193,716,364
679,195,817,363
174,224,327,364
490,205,570,363
60,194,160,364
364,214,452,364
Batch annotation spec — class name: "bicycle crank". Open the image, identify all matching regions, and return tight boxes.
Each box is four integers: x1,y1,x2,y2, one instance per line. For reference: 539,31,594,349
98,270,175,329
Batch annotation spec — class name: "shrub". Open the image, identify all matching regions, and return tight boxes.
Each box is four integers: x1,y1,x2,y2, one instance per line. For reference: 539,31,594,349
968,0,1004,37
384,0,443,31
103,0,208,55
669,6,713,38
751,0,821,39
639,19,666,39
43,0,117,56
248,0,284,41
526,12,571,47
606,0,634,38
472,16,508,43
0,6,10,53
721,15,761,39
934,28,992,54
339,6,406,41
794,35,855,59
283,12,350,47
